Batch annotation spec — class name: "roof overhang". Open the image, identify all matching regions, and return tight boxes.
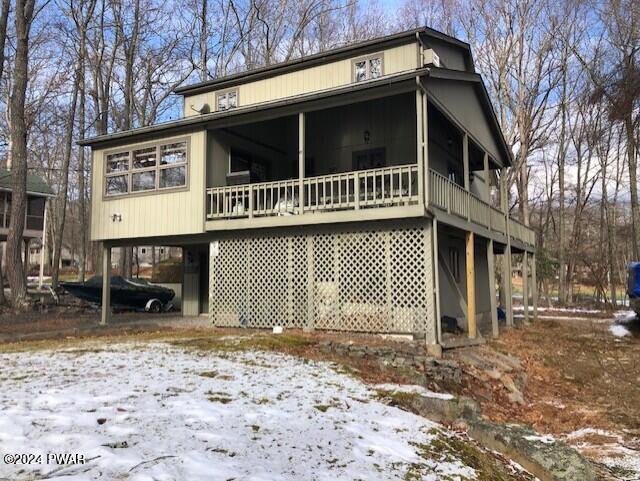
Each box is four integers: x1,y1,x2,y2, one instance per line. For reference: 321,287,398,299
79,69,429,149
80,65,511,169
174,26,475,97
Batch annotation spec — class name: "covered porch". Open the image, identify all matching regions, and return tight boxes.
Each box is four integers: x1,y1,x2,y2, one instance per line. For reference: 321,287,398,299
205,92,423,229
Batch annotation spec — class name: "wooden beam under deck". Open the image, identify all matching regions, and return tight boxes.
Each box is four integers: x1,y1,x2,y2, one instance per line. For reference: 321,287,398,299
466,231,476,339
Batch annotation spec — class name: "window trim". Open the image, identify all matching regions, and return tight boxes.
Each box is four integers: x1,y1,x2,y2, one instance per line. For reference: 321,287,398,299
351,52,385,83
103,136,190,200
215,87,239,112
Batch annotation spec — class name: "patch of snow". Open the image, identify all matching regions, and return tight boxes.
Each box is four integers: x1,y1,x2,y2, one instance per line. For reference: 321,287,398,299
523,434,556,445
0,342,476,481
372,383,455,400
609,324,631,337
566,428,619,440
565,428,640,478
614,310,637,322
513,306,602,314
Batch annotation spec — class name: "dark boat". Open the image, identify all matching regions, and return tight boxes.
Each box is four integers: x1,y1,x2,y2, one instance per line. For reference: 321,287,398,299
60,276,175,312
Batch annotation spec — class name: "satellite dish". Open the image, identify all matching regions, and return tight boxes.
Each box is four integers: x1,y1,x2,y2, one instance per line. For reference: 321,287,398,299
190,102,209,114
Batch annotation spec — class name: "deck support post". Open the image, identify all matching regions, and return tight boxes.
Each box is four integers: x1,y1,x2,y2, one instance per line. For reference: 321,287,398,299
466,231,476,339
304,234,314,332
432,218,441,346
38,199,48,289
487,238,499,337
531,251,538,321
500,167,514,328
101,244,111,325
523,251,530,324
298,112,305,214
504,244,514,328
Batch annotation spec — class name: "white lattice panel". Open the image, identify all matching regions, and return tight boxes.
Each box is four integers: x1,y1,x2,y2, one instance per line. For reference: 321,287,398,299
209,221,434,335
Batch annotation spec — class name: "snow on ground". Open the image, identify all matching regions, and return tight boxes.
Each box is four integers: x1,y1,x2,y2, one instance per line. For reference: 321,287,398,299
0,342,476,481
372,384,454,400
609,324,632,337
565,428,640,478
614,310,638,322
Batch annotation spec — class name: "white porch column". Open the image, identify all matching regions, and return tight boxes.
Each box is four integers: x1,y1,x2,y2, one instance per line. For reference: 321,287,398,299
101,245,111,325
487,238,499,337
417,88,430,208
298,112,305,214
483,152,490,202
463,133,469,191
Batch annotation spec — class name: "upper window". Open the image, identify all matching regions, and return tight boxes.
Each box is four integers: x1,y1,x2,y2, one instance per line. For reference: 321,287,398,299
352,54,384,82
216,89,238,111
104,139,188,197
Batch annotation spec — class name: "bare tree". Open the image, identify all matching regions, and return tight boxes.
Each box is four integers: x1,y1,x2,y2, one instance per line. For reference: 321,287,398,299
6,0,37,309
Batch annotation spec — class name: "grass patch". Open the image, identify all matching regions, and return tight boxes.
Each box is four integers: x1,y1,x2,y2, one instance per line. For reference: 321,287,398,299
168,332,317,353
314,404,330,413
208,396,233,404
198,371,218,378
375,390,422,410
408,434,525,481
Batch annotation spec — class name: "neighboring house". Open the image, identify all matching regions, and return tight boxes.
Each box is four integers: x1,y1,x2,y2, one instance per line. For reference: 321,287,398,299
0,168,53,268
81,27,537,351
28,240,78,270
110,246,180,269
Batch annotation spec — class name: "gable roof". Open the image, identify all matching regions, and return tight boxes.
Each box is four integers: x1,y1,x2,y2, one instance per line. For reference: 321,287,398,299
174,26,474,96
0,167,55,196
425,68,513,167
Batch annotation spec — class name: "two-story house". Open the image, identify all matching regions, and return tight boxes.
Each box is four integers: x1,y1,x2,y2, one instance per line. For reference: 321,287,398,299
0,168,53,277
80,27,537,351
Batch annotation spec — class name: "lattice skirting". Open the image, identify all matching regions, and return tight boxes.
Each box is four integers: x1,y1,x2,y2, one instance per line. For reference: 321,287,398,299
209,220,436,336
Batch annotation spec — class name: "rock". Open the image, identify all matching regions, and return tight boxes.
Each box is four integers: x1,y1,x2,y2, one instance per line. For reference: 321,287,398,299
468,421,597,481
399,393,480,425
500,373,519,394
507,391,525,405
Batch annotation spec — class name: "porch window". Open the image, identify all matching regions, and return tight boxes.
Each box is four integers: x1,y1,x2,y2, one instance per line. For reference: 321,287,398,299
216,88,239,111
105,139,188,197
352,54,384,82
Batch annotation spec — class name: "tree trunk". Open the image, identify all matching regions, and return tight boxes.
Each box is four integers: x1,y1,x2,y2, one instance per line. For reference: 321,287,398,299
6,0,36,310
51,66,80,289
78,55,87,282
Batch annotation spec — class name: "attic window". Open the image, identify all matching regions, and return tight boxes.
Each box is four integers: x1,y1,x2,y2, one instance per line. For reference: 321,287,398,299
352,54,384,82
216,89,238,111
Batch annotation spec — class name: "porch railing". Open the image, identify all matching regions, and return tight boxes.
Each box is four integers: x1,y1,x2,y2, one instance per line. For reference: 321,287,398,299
428,169,535,246
205,164,535,247
206,164,419,220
